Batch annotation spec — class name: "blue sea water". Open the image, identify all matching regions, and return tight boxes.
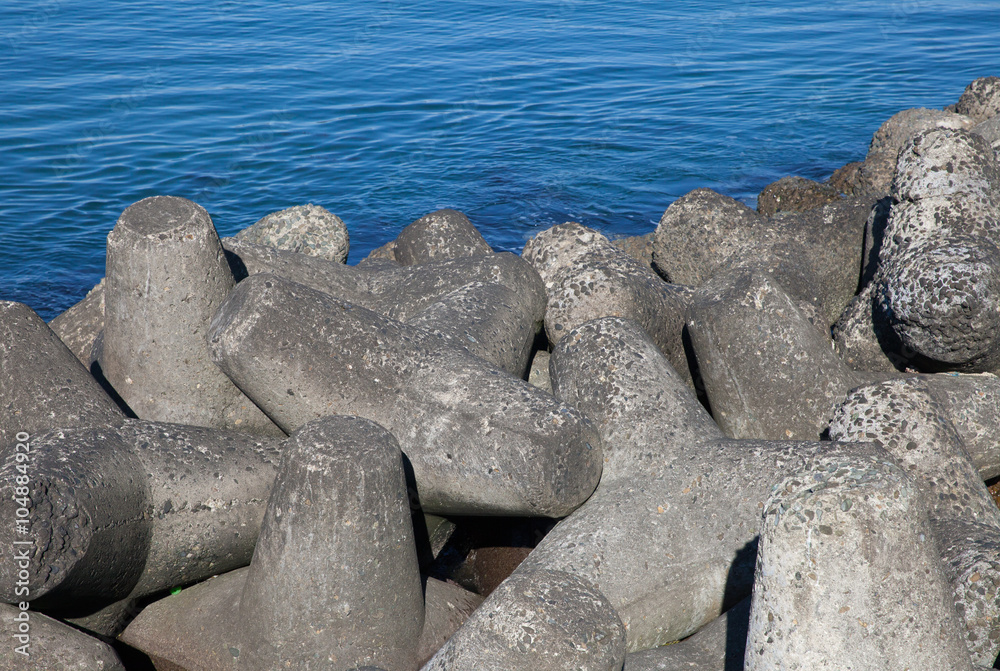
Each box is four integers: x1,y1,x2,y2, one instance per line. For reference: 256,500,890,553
2,0,999,319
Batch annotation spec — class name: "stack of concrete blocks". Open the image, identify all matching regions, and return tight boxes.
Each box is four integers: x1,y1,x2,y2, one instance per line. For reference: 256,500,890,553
1,76,1000,670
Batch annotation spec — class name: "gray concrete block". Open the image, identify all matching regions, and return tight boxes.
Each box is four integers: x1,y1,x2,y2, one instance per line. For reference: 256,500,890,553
421,568,626,671
856,107,974,195
622,598,748,671
47,277,105,366
0,427,152,611
919,372,1000,480
0,603,125,670
208,273,602,516
527,348,552,392
829,377,1000,665
1,301,124,449
0,420,282,634
405,279,544,378
550,317,722,482
756,175,839,217
100,196,282,435
234,203,349,263
686,268,861,440
238,416,423,671
652,188,769,286
522,222,693,385
957,76,1000,124
746,454,973,671
417,577,484,667
394,208,493,265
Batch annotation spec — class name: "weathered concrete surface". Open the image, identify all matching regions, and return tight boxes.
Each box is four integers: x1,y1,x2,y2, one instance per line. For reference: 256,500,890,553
522,222,693,384
234,203,349,262
957,76,1000,124
746,454,974,671
829,377,1000,665
652,188,769,286
0,603,126,670
611,231,654,268
1,301,125,448
871,128,1000,373
238,416,423,671
0,427,152,612
622,598,749,671
551,317,722,482
756,175,839,217
208,273,602,516
101,196,282,435
421,569,626,671
686,268,861,440
48,277,105,365
0,420,282,636
855,107,975,195
537,316,889,651
405,279,544,378
394,208,493,265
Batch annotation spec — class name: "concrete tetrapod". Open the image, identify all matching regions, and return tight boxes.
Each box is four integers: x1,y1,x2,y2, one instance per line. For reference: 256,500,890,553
0,603,126,670
510,316,889,652
745,454,974,670
207,273,602,517
100,196,282,435
421,568,626,671
829,377,1000,666
0,421,282,634
120,567,482,671
686,267,865,441
622,598,749,671
393,208,493,265
0,301,125,449
237,416,424,671
521,222,693,386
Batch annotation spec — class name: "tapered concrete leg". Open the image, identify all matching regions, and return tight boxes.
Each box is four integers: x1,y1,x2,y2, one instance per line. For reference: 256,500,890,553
208,273,602,517
0,301,124,448
746,455,973,670
100,195,282,435
237,416,424,671
421,568,626,671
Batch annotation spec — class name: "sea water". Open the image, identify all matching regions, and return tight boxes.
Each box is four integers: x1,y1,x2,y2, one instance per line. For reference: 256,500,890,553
2,0,999,318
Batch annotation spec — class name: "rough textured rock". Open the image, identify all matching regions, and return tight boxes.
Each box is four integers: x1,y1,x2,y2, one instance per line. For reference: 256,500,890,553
421,568,626,671
417,578,485,667
48,277,105,365
652,188,768,286
0,603,126,670
100,196,282,435
973,115,1000,154
522,222,693,385
394,208,493,265
829,378,1000,665
237,416,424,671
234,203,349,263
956,76,1000,123
746,453,974,670
208,273,602,517
622,598,749,671
856,107,975,194
756,175,839,217
686,268,862,440
832,282,903,373
0,301,125,448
